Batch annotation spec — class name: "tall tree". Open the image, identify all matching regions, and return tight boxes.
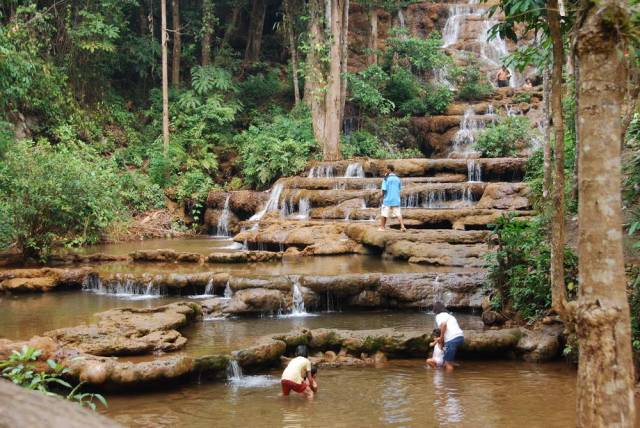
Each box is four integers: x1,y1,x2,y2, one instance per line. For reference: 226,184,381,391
245,0,266,63
220,3,242,52
547,0,566,315
161,0,170,152
283,0,301,105
201,0,215,66
171,0,181,87
542,66,552,202
574,0,636,424
306,0,349,161
366,4,378,65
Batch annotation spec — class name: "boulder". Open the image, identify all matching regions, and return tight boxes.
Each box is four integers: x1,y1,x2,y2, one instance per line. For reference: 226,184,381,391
476,182,531,210
232,339,287,369
130,249,203,263
224,289,286,314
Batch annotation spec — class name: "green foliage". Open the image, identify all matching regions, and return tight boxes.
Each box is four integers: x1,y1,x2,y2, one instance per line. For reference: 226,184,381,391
475,116,531,157
0,140,124,259
512,92,532,103
485,214,578,322
396,84,453,116
237,108,317,187
628,267,640,352
347,65,395,114
0,346,107,411
451,64,495,101
342,130,421,159
383,31,450,72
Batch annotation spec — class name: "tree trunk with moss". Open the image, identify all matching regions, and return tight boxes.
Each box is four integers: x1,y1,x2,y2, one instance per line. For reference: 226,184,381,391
245,0,266,63
201,0,214,66
547,0,565,314
574,0,636,425
161,0,170,152
306,0,349,161
171,0,181,87
542,66,552,202
284,0,300,105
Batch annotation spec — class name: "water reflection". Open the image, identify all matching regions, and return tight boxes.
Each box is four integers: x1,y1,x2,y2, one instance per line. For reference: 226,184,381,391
433,369,464,425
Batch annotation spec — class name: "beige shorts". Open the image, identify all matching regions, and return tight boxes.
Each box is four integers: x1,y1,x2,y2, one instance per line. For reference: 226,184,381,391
381,205,402,218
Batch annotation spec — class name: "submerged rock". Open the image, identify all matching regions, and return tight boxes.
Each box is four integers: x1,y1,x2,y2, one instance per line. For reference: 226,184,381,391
205,250,282,264
130,249,203,263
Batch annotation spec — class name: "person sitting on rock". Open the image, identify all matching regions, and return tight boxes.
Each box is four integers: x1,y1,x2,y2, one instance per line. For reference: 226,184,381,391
496,66,511,88
426,328,445,369
281,345,314,399
379,164,406,232
304,365,318,393
432,302,464,372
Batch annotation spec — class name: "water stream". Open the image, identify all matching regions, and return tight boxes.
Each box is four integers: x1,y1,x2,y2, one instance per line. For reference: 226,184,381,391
215,195,231,237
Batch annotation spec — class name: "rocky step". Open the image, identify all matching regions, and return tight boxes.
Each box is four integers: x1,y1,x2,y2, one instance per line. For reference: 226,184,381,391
277,182,487,209
307,207,533,229
282,174,468,190
305,157,526,180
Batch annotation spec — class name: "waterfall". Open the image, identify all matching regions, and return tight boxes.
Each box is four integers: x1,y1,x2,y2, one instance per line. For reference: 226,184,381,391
467,159,482,182
83,277,164,300
423,190,448,209
216,195,231,237
204,279,214,295
224,281,233,298
226,360,278,388
344,163,365,178
250,183,284,221
477,14,520,87
462,186,475,206
307,165,335,178
297,198,311,219
441,1,480,48
398,8,406,29
452,108,483,155
402,192,420,208
291,280,307,315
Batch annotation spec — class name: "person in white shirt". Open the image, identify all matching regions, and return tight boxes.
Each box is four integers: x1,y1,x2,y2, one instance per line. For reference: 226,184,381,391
426,328,444,368
432,301,464,372
281,345,314,399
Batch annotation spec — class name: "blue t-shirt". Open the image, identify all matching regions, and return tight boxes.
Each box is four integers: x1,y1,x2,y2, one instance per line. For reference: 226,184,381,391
381,173,402,207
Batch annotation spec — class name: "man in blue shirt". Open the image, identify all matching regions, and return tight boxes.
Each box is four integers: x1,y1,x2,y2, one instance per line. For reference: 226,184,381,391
379,164,406,231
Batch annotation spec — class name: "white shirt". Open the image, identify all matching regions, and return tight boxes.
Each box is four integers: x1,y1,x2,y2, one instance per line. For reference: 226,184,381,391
432,342,444,365
435,312,464,343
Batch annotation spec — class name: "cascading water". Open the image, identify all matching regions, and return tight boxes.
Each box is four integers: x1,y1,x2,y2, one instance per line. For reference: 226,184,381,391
478,20,519,88
307,165,335,178
344,163,365,178
402,192,420,209
83,276,164,300
297,198,311,219
224,281,233,299
467,159,482,182
216,195,231,237
452,108,483,155
250,183,284,221
291,280,307,315
226,360,278,388
441,3,479,48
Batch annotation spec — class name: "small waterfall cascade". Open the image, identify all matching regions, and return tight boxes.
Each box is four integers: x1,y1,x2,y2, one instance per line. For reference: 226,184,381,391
308,165,335,178
442,0,480,47
467,159,482,182
478,19,519,87
452,108,483,155
433,67,454,89
344,163,365,178
297,198,311,219
402,192,420,209
83,276,164,300
216,195,231,237
227,360,244,381
398,8,406,29
291,280,307,316
250,183,284,221
204,278,214,295
224,281,233,299
401,188,477,209
424,190,449,209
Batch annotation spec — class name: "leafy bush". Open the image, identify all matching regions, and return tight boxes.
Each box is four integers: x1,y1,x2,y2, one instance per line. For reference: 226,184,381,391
451,64,494,101
383,31,450,73
396,84,453,116
348,65,395,114
0,140,124,259
116,170,165,215
239,69,288,112
628,267,640,352
485,214,578,322
342,130,421,160
237,108,317,187
513,92,532,103
474,116,531,157
1,346,107,411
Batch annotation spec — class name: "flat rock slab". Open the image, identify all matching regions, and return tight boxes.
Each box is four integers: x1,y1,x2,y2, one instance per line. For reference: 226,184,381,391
44,302,201,356
0,267,95,293
206,251,282,263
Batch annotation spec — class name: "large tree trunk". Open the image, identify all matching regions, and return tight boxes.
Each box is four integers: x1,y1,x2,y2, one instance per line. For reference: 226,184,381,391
574,0,636,425
542,65,552,202
547,0,565,314
161,0,170,152
306,0,348,161
244,0,266,63
171,0,181,87
367,8,378,65
570,53,580,202
283,0,300,105
201,0,214,66
220,4,241,52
